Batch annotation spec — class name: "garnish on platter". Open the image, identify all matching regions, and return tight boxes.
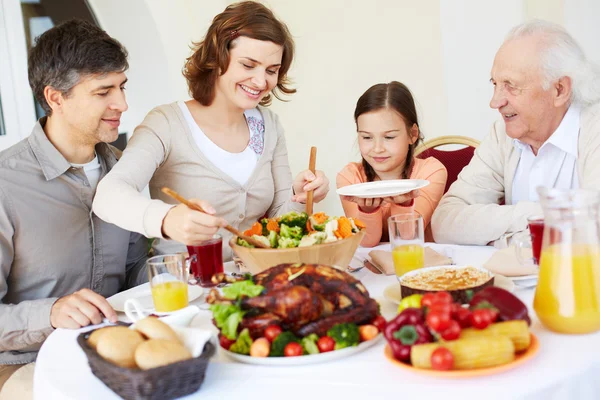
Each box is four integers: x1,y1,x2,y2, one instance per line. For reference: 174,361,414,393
207,263,385,364
383,287,539,376
235,211,365,249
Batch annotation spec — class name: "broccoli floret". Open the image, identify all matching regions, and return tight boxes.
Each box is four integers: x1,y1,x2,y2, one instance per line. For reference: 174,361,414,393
229,328,253,355
300,333,320,355
280,224,303,240
251,234,270,248
270,331,300,357
298,232,327,247
327,323,360,350
236,238,254,248
278,211,308,231
260,218,270,236
268,230,279,248
309,213,330,231
278,237,300,248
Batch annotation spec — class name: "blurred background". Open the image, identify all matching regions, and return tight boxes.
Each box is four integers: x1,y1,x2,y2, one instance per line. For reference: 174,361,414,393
1,0,598,215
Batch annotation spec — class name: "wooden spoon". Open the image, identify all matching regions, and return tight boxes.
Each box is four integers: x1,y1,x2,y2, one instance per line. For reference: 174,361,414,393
161,187,270,249
305,146,317,215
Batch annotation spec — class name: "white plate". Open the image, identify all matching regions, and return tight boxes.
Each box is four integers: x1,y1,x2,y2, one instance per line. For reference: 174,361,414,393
222,334,382,366
383,270,515,305
107,282,204,313
336,179,430,199
510,274,538,288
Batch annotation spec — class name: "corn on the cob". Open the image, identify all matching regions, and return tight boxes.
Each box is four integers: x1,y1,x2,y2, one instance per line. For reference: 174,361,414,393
411,336,515,370
460,320,530,352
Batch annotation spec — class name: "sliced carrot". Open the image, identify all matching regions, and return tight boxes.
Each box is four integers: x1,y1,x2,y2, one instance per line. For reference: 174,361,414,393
337,217,353,238
266,219,280,233
311,212,329,225
353,218,366,230
334,230,343,239
244,221,262,237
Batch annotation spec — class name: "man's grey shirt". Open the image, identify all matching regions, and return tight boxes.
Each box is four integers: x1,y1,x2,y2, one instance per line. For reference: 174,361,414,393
0,118,148,365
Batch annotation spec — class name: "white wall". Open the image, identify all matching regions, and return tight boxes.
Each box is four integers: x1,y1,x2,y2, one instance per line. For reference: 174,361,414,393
87,0,600,216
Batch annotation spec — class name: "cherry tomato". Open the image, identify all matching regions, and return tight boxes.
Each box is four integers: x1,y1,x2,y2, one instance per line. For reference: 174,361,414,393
429,303,452,317
219,334,235,350
455,307,472,328
470,309,493,329
450,303,463,316
488,308,499,322
440,320,461,341
371,315,387,332
421,293,436,308
432,291,453,305
431,347,454,371
317,336,335,353
264,325,283,342
426,310,452,332
284,342,303,357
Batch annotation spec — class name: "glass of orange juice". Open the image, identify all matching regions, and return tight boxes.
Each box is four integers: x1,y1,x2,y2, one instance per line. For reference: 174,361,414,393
147,254,190,313
388,213,425,278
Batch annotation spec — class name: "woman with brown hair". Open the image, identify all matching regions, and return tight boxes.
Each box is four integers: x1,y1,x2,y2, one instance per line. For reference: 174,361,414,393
337,81,447,247
93,1,329,260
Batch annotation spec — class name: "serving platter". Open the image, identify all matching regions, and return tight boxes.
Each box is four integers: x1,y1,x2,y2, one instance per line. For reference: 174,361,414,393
383,333,539,377
221,334,383,366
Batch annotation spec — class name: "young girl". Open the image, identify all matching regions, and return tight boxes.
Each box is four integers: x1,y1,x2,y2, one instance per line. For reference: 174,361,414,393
93,1,329,261
337,81,447,247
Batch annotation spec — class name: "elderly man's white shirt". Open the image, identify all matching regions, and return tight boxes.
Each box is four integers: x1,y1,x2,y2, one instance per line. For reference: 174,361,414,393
511,105,580,204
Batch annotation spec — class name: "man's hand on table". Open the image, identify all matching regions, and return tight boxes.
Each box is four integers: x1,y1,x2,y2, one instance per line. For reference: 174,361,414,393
50,288,117,329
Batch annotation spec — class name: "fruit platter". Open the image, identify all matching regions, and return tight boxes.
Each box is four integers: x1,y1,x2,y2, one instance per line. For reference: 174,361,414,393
207,263,385,365
383,286,539,376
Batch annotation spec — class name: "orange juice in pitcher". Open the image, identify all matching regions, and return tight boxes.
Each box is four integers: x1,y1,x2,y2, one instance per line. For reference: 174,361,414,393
534,244,600,333
534,187,600,334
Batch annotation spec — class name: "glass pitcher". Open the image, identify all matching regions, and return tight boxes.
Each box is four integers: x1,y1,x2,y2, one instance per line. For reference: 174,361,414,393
533,187,600,334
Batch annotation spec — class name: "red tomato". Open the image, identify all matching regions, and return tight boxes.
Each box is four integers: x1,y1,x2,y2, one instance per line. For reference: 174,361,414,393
284,342,303,357
426,310,452,332
429,303,452,317
219,334,235,350
263,325,283,343
432,291,453,305
317,336,335,353
470,309,493,329
450,303,463,316
371,315,387,332
440,320,461,341
431,347,454,371
488,308,499,322
455,307,472,328
421,293,436,308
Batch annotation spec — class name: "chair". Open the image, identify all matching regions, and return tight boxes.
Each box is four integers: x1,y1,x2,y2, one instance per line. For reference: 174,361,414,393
414,135,480,194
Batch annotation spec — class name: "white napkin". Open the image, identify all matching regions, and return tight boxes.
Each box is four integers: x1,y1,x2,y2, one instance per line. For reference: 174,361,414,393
482,246,538,277
172,326,216,358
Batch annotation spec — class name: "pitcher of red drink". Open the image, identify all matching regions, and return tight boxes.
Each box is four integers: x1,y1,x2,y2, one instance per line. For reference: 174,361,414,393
187,235,224,287
513,215,545,266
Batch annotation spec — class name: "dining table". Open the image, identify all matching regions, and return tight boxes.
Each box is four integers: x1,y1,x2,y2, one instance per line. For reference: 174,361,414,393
33,243,600,400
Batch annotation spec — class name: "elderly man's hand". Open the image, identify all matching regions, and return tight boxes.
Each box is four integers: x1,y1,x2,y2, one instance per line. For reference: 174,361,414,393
50,289,117,329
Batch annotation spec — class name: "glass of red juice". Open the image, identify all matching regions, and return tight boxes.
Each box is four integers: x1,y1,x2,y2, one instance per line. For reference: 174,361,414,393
528,216,545,265
187,235,224,287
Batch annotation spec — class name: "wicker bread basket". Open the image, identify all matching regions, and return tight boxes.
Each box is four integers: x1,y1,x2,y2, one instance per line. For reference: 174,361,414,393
77,326,215,400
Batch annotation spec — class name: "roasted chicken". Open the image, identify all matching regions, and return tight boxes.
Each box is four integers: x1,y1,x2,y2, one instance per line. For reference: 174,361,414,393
208,263,379,337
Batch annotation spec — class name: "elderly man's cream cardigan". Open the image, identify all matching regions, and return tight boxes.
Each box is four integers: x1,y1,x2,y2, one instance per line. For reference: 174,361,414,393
431,102,600,247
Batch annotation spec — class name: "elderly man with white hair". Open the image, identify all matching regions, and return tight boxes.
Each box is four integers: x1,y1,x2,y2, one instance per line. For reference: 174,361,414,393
431,19,600,246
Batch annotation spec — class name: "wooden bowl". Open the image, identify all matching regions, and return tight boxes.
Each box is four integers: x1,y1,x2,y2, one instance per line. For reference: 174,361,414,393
229,230,366,274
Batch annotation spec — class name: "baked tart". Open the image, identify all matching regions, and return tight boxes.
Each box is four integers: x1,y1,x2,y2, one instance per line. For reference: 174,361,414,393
399,265,494,304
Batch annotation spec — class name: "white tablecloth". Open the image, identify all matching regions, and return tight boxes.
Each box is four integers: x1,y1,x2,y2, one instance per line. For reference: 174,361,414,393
33,244,600,400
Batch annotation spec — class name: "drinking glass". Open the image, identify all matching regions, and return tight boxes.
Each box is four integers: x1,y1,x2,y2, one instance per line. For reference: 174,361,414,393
187,234,224,288
388,213,425,278
147,254,190,313
513,215,545,265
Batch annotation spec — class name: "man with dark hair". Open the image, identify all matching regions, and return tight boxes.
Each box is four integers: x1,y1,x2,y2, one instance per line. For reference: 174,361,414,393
0,19,148,398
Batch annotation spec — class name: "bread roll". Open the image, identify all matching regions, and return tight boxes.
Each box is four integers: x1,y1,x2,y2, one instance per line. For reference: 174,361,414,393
96,326,145,368
134,317,180,343
134,339,192,370
88,327,109,350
